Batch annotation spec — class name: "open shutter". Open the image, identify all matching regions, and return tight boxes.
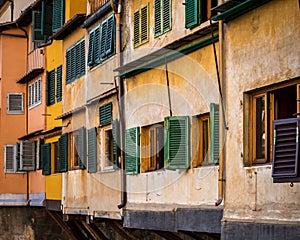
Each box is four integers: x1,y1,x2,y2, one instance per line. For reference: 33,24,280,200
100,19,108,58
125,127,140,174
80,40,86,76
41,0,53,37
94,27,101,64
87,30,95,66
112,119,120,168
88,128,97,173
66,49,71,83
78,127,86,169
210,103,220,164
154,0,162,36
105,14,115,56
56,65,62,101
272,118,300,182
36,138,44,170
42,143,51,175
185,0,199,29
32,11,46,42
154,0,171,37
59,133,68,172
4,145,16,173
99,102,112,126
48,69,55,105
20,141,36,171
163,0,172,33
164,116,190,169
52,0,64,32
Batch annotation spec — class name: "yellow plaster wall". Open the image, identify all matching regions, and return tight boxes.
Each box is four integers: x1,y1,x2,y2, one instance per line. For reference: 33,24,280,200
65,0,86,21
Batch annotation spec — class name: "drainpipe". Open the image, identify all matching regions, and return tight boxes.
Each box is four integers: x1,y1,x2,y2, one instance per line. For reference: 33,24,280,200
8,0,14,21
111,0,126,210
213,0,226,207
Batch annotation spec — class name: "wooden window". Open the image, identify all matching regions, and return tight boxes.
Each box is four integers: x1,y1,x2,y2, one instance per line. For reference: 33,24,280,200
58,133,68,172
150,124,164,171
209,103,220,164
47,65,63,105
164,116,190,169
198,114,210,166
70,128,86,170
28,78,42,108
154,0,172,37
248,84,298,165
99,102,112,126
66,39,85,83
125,127,140,174
7,93,24,114
20,141,36,171
133,4,149,47
102,126,114,169
88,127,97,173
52,0,64,32
42,143,51,175
4,144,17,173
32,11,46,42
56,65,62,101
41,0,53,37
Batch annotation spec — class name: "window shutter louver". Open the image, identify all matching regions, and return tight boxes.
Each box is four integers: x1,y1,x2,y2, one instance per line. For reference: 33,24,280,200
105,14,115,56
42,143,51,175
88,128,97,173
164,116,190,169
78,127,87,169
32,11,46,42
94,27,101,64
52,0,64,32
56,65,62,101
141,5,149,43
99,102,112,126
163,0,172,33
59,133,68,172
8,93,23,113
41,0,53,37
20,141,36,171
4,145,16,173
49,69,55,105
112,119,120,168
154,0,172,37
272,118,300,181
75,43,81,78
71,46,76,80
133,10,140,47
36,138,43,170
87,30,95,66
154,0,162,36
210,103,220,164
185,0,199,29
100,19,108,58
80,40,85,76
66,49,71,83
125,127,140,174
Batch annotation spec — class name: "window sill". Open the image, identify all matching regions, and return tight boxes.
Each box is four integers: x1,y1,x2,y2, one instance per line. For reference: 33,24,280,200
28,101,42,110
98,167,118,174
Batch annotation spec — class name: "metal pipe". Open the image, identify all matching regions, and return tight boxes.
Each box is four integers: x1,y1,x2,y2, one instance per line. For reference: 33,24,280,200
8,0,14,21
165,56,172,117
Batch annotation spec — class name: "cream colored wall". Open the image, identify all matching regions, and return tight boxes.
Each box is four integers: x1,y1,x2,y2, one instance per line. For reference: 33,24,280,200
224,0,300,222
0,0,35,22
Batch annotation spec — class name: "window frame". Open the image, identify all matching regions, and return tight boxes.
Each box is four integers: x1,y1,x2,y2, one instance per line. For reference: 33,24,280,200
197,113,210,166
133,3,149,48
7,93,24,114
100,124,114,170
28,78,42,109
154,0,172,37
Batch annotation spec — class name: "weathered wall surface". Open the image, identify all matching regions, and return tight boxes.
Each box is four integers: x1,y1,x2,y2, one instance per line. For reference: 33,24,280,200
224,0,300,223
0,207,68,240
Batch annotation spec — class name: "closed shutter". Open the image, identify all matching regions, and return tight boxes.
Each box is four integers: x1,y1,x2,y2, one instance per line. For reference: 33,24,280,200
56,65,62,101
112,119,120,168
66,49,71,83
59,133,68,172
88,128,97,173
165,116,190,169
100,19,108,58
41,0,53,37
79,40,86,76
133,10,140,47
52,0,64,32
78,127,86,169
87,30,95,66
125,127,140,174
42,143,51,175
185,0,199,29
48,69,55,105
4,145,16,173
141,4,149,44
20,141,36,171
154,0,172,37
105,14,115,56
32,11,46,42
272,118,299,180
210,103,219,164
8,93,23,113
94,27,101,64
99,102,112,126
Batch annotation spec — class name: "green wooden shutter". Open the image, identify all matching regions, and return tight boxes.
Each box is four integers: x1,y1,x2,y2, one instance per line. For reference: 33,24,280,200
56,65,62,101
125,127,140,174
52,0,64,32
71,46,76,81
133,10,140,47
41,0,53,37
140,4,149,44
105,14,115,56
88,127,97,173
185,0,199,29
154,0,162,36
87,30,95,66
94,27,101,64
99,102,112,126
163,0,172,33
78,127,86,169
66,49,71,83
100,19,108,58
48,69,55,105
80,39,86,76
210,103,219,164
164,116,190,169
32,11,46,42
59,133,68,172
112,119,120,168
154,0,172,37
42,143,51,175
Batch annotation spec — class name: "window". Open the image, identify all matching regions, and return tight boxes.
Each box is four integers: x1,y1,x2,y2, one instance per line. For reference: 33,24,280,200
32,10,46,42
154,0,172,37
42,143,51,175
99,102,112,126
88,14,115,68
164,116,190,169
66,39,86,83
133,4,149,47
185,0,218,29
70,127,86,170
28,78,42,108
7,93,24,114
246,84,298,165
47,65,62,105
4,145,16,173
53,142,60,173
58,133,68,172
125,127,140,174
52,0,64,32
20,141,36,171
197,114,210,166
